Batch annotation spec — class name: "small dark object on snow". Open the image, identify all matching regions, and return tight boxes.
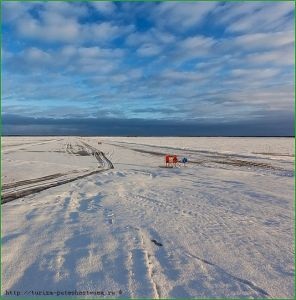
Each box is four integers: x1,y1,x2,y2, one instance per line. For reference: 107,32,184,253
151,239,163,247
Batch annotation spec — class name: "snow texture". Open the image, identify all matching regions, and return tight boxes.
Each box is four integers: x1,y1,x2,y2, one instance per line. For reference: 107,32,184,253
2,137,294,298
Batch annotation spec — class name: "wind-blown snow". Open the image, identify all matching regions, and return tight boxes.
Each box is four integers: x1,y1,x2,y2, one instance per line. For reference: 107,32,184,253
2,137,294,298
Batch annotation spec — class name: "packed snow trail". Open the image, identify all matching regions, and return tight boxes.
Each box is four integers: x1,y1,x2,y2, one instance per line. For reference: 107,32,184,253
2,139,113,203
2,137,294,298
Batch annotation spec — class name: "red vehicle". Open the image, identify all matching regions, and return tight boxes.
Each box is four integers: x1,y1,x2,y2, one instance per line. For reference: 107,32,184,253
165,155,178,167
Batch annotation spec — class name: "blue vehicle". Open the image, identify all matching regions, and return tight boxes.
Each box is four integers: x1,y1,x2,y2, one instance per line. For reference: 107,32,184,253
181,157,188,165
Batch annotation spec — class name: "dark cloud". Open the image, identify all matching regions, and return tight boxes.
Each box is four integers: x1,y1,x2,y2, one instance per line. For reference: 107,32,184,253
2,113,294,137
132,107,190,114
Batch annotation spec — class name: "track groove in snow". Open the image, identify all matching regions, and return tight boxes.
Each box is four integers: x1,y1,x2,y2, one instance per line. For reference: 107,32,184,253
2,140,114,204
139,231,161,299
104,141,293,177
184,252,271,298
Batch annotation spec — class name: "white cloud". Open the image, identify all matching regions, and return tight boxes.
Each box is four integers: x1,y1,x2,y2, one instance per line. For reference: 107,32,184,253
2,1,34,23
9,2,131,45
91,2,116,15
246,47,294,67
16,13,81,43
214,2,264,24
160,70,208,83
15,17,132,45
126,28,176,47
221,1,294,33
171,35,216,65
4,45,125,76
231,68,280,79
228,31,294,52
129,68,143,80
84,22,132,42
25,47,52,63
153,2,218,30
77,46,124,59
43,2,88,18
136,44,162,57
182,36,215,51
3,1,87,24
126,28,176,59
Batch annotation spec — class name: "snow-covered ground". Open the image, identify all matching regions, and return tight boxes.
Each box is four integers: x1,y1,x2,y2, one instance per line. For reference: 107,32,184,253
2,137,294,298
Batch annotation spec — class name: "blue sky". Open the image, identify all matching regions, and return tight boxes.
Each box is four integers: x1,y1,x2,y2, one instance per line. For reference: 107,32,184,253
2,1,295,136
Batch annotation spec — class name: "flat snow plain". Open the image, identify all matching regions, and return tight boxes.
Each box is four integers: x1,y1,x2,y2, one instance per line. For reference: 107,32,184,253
2,137,294,298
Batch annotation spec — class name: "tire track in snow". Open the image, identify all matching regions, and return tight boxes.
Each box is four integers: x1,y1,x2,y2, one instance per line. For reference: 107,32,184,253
2,139,114,204
184,252,271,298
2,139,63,154
2,169,107,204
2,173,66,190
81,141,114,169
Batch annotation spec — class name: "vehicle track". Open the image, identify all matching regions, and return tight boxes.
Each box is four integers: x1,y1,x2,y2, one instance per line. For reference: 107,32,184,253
3,139,63,153
80,141,114,169
104,141,291,174
2,139,114,204
184,251,271,297
2,173,67,190
2,169,106,204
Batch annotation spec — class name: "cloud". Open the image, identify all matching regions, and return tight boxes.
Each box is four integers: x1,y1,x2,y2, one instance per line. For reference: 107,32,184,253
25,47,52,63
2,1,88,23
5,1,132,45
2,1,34,23
83,22,133,43
153,2,218,30
91,2,117,15
132,107,190,115
136,43,162,57
4,45,125,76
126,28,176,47
2,1,294,136
16,17,132,44
213,2,264,24
16,14,81,43
245,47,294,66
176,35,216,62
160,70,208,84
42,2,88,19
217,1,294,33
230,68,280,79
2,113,293,136
232,31,294,51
